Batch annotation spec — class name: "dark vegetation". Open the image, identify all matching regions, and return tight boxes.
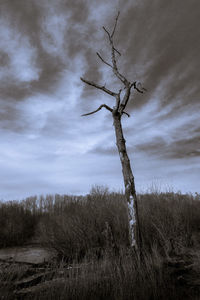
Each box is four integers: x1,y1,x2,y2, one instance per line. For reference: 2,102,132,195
0,187,200,299
0,198,38,248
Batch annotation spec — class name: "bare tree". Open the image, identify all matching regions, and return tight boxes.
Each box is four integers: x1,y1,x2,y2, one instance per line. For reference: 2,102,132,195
81,12,145,250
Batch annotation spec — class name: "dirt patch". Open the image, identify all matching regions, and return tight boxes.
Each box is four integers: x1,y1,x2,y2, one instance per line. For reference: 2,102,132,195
0,246,55,264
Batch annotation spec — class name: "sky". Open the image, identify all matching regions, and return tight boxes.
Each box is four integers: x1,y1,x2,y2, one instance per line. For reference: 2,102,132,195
0,0,199,200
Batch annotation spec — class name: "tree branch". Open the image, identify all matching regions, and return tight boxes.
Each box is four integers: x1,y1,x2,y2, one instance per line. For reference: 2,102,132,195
96,52,113,68
131,81,146,93
113,46,121,56
111,11,120,38
102,23,127,85
137,82,147,92
81,104,113,117
81,13,142,119
102,26,111,40
122,111,130,117
80,77,117,97
118,82,146,115
119,85,131,112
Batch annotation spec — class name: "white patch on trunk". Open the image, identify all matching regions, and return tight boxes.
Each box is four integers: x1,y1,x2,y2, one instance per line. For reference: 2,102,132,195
120,152,124,161
130,239,136,247
127,195,136,245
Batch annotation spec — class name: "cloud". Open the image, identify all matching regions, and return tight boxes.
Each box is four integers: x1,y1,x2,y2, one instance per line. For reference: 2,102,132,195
89,145,117,156
0,0,199,199
0,17,41,103
117,0,200,109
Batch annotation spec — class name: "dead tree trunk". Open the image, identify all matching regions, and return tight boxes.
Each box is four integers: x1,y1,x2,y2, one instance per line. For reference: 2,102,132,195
80,12,145,249
112,110,141,248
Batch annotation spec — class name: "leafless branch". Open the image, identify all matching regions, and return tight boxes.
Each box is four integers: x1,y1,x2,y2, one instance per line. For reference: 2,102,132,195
122,111,130,117
113,46,121,56
131,81,146,94
119,85,131,112
102,26,121,56
96,52,113,68
102,19,127,85
118,81,146,114
111,49,127,84
80,77,117,97
102,26,110,39
111,11,120,38
137,82,147,92
81,13,145,119
81,104,113,117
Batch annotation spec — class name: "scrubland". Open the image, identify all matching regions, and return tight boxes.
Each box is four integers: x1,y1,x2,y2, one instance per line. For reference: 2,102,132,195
0,187,200,299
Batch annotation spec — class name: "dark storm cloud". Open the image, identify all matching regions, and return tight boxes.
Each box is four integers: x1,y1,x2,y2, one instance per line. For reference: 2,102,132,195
136,135,200,159
0,0,95,99
116,0,200,110
0,0,99,134
170,136,200,159
0,0,57,98
0,81,32,101
0,101,27,132
136,137,167,156
2,0,199,108
89,145,117,156
0,51,9,66
76,0,200,135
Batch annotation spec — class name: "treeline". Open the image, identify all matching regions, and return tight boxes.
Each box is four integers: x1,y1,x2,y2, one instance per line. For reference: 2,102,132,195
0,199,37,248
0,187,200,261
0,193,86,248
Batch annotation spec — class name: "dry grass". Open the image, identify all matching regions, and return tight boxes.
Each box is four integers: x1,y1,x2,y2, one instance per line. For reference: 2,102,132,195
0,188,200,299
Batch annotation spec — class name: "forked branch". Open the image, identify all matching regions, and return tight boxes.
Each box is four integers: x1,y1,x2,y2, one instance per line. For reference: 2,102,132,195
81,104,113,116
102,15,127,85
82,104,130,118
81,13,146,117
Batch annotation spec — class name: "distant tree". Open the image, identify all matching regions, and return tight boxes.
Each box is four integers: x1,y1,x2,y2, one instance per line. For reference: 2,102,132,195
81,12,146,250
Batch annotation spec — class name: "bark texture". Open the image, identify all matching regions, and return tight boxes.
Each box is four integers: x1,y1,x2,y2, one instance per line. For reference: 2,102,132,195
113,110,141,248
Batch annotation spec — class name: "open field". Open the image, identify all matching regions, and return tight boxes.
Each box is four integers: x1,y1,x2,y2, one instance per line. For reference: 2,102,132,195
0,189,200,299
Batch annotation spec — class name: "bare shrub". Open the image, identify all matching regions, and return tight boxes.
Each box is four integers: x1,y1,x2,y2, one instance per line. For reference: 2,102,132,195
139,192,200,256
39,188,128,261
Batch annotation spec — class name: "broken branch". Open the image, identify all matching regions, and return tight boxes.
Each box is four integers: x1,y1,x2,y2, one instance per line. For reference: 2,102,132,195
81,104,113,117
80,77,117,97
122,111,130,117
131,81,145,93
